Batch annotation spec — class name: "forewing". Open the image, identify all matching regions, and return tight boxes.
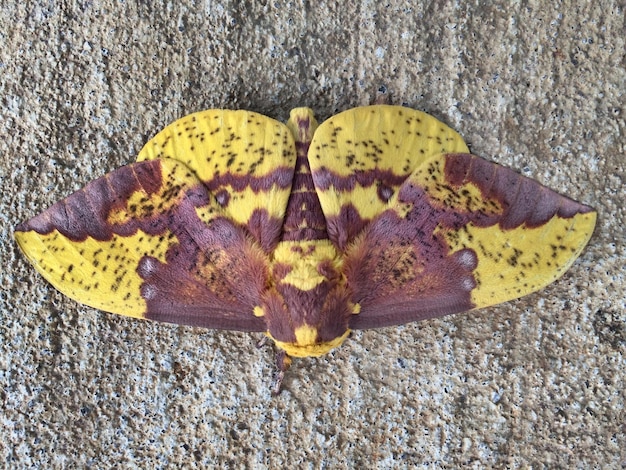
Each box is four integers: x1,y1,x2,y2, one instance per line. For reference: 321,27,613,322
309,105,469,250
15,158,268,332
137,109,297,252
346,153,596,329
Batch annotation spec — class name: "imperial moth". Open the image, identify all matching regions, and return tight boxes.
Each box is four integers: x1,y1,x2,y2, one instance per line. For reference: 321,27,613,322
15,105,596,392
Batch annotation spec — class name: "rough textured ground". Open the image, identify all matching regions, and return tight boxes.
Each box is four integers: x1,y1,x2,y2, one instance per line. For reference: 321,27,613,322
1,1,624,468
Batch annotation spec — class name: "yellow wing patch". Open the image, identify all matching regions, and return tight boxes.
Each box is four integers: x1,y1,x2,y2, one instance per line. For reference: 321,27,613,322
310,105,469,221
439,212,597,307
107,159,218,225
408,154,502,217
15,229,171,317
271,326,351,358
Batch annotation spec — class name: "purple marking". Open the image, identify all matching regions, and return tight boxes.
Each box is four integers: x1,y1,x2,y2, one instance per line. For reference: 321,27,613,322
377,184,394,203
206,167,294,193
312,166,407,192
444,154,595,229
214,188,230,206
259,289,294,342
326,204,368,252
291,162,317,191
294,117,311,144
282,192,327,234
247,209,283,253
16,160,166,241
281,134,329,242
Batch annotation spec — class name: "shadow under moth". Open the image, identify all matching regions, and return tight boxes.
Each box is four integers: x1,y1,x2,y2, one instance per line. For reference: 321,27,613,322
15,105,596,392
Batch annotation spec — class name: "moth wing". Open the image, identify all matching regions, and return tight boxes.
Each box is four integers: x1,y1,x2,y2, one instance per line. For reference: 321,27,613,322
137,109,297,252
309,105,469,250
15,158,268,332
345,152,596,329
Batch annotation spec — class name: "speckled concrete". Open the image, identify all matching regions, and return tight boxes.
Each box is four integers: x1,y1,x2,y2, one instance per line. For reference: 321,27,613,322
1,1,624,467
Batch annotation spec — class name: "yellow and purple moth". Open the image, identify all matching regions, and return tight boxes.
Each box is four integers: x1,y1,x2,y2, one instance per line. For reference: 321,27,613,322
15,105,596,391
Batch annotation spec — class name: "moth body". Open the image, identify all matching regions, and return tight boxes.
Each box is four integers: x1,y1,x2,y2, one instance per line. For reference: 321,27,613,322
264,108,355,359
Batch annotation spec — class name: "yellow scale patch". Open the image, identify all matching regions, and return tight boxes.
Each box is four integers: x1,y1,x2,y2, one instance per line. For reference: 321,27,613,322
272,239,341,291
310,105,469,220
137,109,297,228
441,212,597,307
15,229,172,317
409,155,503,216
108,158,203,225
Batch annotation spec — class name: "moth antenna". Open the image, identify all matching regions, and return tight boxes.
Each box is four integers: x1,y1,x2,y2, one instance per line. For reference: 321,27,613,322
374,86,391,105
272,350,293,395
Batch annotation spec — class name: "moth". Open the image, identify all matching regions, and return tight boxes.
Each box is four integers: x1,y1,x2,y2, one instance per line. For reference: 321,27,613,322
15,105,596,392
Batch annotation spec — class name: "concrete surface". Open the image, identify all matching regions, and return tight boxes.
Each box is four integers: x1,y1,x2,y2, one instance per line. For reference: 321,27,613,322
1,0,624,468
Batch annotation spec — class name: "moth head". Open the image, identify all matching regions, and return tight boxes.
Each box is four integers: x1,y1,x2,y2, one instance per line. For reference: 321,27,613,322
271,325,351,358
257,286,354,358
286,107,319,144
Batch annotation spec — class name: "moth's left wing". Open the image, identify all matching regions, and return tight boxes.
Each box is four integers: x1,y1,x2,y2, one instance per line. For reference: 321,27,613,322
15,158,268,331
344,152,596,329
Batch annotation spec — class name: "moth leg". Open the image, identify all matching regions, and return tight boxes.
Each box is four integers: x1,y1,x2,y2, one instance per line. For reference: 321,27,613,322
256,336,268,349
272,350,293,395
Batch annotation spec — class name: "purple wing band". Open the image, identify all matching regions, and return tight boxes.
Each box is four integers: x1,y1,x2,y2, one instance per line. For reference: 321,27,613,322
16,162,167,240
445,154,594,229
